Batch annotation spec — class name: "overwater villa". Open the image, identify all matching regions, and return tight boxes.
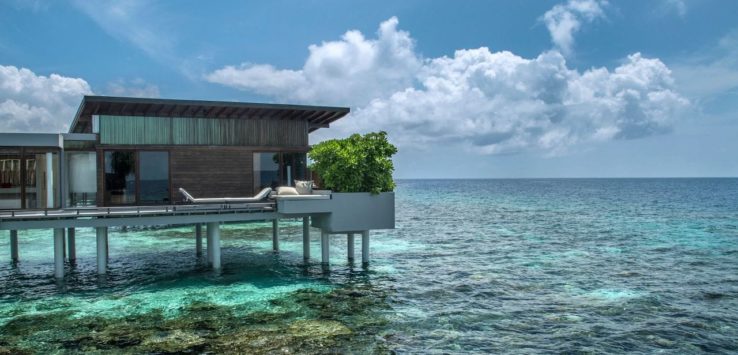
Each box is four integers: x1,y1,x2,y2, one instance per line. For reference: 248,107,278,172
0,96,395,278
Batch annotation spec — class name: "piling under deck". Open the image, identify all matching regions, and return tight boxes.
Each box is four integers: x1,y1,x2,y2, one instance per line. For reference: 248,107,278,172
1,197,383,278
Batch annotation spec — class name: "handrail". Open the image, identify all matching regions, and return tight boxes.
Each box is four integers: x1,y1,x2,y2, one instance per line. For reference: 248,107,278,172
0,201,277,221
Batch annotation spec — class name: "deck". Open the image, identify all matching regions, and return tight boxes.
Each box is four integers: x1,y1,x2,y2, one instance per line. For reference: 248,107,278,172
0,202,277,230
1,193,393,278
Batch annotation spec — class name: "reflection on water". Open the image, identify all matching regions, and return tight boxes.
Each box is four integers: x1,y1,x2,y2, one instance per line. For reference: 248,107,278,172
1,179,738,352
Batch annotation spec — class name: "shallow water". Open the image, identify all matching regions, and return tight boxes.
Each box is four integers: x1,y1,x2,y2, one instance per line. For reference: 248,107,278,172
1,178,738,353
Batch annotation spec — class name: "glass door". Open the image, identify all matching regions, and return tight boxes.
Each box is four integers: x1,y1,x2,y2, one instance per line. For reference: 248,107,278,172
103,150,170,205
0,152,22,209
139,151,170,204
104,151,136,205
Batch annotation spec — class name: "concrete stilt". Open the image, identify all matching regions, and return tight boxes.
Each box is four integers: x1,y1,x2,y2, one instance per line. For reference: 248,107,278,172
53,228,64,278
67,228,76,264
96,227,108,274
361,230,370,265
105,231,109,260
347,233,355,262
62,229,66,261
272,219,279,252
208,222,221,270
302,217,310,261
321,230,330,266
206,223,214,264
10,230,19,263
195,224,203,257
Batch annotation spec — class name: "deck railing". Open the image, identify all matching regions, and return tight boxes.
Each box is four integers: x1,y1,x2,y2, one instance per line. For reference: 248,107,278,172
0,202,276,220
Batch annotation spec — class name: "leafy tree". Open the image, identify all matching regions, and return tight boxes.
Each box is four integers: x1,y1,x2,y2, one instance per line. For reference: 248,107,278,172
308,131,397,194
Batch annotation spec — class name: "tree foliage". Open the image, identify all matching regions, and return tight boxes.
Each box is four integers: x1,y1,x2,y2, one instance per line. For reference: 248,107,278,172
308,131,397,194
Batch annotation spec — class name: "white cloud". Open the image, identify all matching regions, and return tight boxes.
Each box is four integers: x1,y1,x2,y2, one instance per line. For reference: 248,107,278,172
107,78,160,98
206,17,689,156
542,0,607,56
0,65,92,133
206,17,421,106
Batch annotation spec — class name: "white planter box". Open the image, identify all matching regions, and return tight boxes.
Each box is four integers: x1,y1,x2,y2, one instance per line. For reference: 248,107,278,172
277,191,395,233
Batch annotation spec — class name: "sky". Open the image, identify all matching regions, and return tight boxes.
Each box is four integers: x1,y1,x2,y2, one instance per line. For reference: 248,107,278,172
1,0,737,178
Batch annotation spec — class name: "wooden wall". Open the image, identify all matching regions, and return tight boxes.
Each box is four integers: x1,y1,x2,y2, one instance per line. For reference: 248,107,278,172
170,147,254,201
95,146,308,206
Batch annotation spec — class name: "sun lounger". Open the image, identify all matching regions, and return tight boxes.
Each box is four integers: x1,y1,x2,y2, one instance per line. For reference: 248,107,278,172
178,187,272,204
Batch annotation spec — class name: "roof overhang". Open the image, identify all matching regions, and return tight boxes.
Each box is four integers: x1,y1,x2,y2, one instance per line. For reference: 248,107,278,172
69,96,350,134
0,133,63,148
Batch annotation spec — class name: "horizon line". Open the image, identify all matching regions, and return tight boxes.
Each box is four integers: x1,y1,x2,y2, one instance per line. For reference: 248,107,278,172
394,176,738,180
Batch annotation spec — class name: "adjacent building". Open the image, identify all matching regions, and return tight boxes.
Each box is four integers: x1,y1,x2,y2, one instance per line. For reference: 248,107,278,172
0,95,349,210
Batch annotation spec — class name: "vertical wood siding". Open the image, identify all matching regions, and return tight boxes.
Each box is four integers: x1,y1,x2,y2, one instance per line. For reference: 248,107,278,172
100,115,308,146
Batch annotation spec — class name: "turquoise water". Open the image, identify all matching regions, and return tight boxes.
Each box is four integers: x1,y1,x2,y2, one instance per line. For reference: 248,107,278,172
1,178,738,353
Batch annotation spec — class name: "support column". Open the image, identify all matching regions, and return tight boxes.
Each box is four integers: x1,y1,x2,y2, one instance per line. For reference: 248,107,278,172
207,222,221,270
9,230,19,263
321,230,330,266
206,223,214,264
45,152,54,208
53,228,64,278
347,233,355,262
96,227,108,274
302,217,310,261
195,224,203,257
272,219,279,252
67,228,76,264
62,229,66,261
361,230,370,265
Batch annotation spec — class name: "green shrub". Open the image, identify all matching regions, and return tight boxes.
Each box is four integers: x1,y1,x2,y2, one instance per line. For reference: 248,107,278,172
308,131,397,194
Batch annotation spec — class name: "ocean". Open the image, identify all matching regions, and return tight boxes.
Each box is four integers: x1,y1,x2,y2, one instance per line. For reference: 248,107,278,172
1,178,737,353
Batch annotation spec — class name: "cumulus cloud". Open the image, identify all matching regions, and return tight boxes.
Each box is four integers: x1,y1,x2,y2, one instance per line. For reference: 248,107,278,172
107,78,160,98
0,65,92,133
206,16,689,155
542,0,607,55
206,17,421,106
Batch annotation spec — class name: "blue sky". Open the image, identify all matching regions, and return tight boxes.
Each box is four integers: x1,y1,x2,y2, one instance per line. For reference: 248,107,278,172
1,0,737,177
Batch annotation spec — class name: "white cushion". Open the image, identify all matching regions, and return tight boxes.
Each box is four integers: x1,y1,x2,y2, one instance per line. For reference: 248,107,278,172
294,180,313,195
274,194,330,200
277,186,299,195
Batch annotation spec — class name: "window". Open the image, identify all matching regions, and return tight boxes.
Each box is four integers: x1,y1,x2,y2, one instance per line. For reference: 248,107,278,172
253,152,280,192
282,153,307,186
253,152,308,192
0,152,22,209
103,150,170,205
0,150,59,210
67,152,97,207
104,151,136,205
139,151,169,204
